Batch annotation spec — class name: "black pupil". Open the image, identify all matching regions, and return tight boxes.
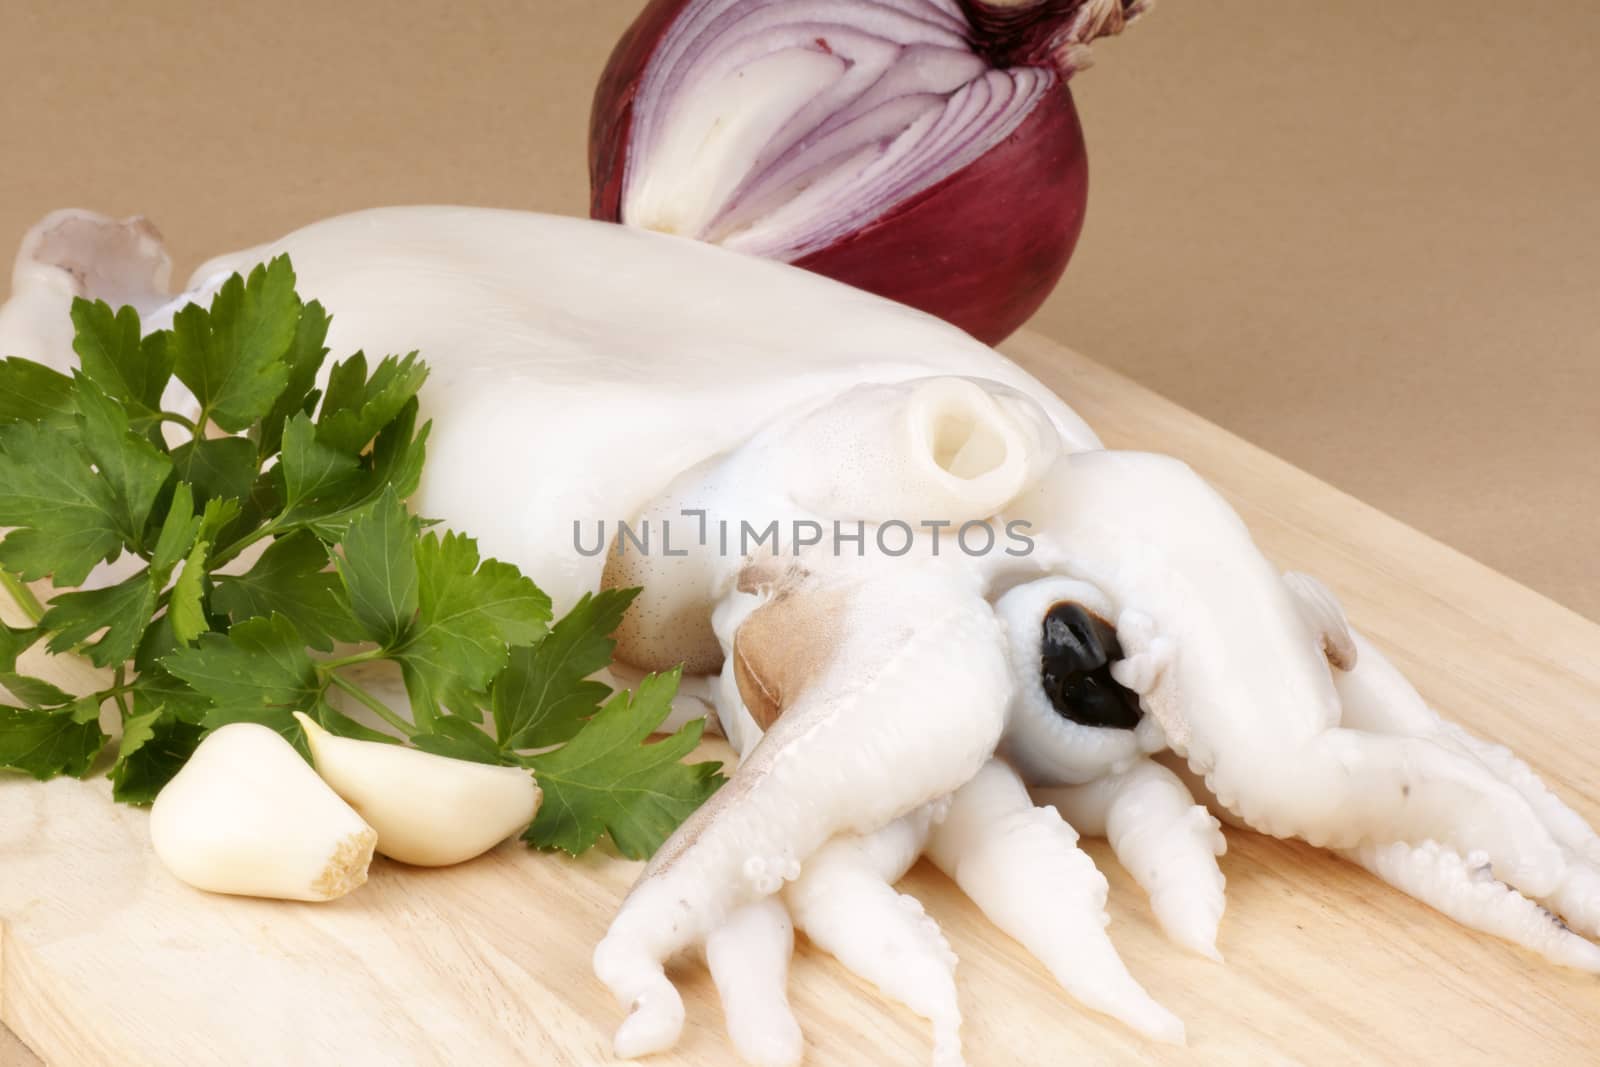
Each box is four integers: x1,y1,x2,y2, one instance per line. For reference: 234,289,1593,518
1039,602,1143,730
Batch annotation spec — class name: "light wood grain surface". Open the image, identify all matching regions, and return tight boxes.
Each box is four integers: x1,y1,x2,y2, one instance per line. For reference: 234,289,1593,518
0,1024,34,1067
2,334,1596,1067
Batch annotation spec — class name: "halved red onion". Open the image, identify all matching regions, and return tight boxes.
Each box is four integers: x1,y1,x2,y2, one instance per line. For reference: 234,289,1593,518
590,0,1147,343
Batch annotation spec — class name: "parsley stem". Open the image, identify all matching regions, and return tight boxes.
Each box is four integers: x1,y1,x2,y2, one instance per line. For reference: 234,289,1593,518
209,517,283,571
111,666,132,723
315,647,386,671
0,571,45,626
325,671,415,738
155,411,199,434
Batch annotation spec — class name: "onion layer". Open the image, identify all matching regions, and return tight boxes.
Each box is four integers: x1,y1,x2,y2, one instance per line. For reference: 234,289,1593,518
590,0,1147,343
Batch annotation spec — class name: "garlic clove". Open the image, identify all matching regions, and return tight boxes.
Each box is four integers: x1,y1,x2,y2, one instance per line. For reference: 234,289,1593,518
294,713,541,867
150,723,377,901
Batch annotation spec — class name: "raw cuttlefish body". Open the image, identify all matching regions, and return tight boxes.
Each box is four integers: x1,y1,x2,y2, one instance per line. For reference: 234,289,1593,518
5,206,1597,1066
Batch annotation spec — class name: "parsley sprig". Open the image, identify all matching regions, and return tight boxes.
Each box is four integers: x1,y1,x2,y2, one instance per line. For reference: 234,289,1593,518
0,257,723,858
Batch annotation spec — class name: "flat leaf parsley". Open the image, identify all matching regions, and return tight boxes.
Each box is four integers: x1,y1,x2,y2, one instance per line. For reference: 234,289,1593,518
0,258,723,856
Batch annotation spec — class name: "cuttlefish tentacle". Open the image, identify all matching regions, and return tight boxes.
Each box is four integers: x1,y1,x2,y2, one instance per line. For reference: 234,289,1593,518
705,897,804,1067
1226,728,1562,892
1344,840,1600,972
1036,757,1227,961
593,562,1011,1058
1281,570,1358,671
1016,450,1574,929
926,759,1186,1045
715,602,965,1066
784,808,963,1067
1332,631,1600,872
1329,631,1600,958
989,573,1224,959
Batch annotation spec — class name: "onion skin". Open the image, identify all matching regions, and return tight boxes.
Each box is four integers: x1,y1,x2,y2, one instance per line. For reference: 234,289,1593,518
589,0,691,223
793,88,1086,347
589,0,1137,344
959,0,1148,70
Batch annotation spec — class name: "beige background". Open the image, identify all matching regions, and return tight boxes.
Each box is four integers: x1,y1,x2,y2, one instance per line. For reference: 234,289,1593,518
0,7,1596,1063
1,1,1596,622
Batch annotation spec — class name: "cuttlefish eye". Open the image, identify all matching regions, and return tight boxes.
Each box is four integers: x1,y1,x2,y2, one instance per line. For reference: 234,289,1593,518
1040,603,1144,730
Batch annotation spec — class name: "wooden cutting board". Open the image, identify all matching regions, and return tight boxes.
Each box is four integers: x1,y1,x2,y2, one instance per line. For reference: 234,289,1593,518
2,333,1597,1067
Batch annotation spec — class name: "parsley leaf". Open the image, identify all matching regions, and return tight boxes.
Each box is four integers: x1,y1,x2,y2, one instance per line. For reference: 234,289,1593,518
397,530,552,725
197,496,243,547
129,667,212,726
492,587,638,750
0,421,125,585
170,436,259,512
37,485,206,668
307,698,399,745
0,358,75,424
302,400,431,542
0,702,107,780
168,539,211,645
151,483,202,573
369,397,429,500
1,674,75,709
172,256,298,432
253,299,330,458
39,571,159,668
524,668,724,859
70,299,174,414
164,614,319,732
212,531,353,651
316,351,428,454
0,623,39,669
110,708,204,805
334,487,419,646
279,413,362,519
413,717,505,765
73,374,172,547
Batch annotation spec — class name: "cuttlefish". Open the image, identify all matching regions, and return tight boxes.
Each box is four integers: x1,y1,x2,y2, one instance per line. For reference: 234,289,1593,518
5,206,1596,1066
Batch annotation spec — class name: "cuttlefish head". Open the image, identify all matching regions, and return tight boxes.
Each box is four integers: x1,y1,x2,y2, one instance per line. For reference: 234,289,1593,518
601,373,1067,679
592,384,1194,1049
991,574,1168,786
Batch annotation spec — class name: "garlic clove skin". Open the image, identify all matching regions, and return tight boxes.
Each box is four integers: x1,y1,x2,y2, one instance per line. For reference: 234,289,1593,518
150,723,377,902
294,713,542,867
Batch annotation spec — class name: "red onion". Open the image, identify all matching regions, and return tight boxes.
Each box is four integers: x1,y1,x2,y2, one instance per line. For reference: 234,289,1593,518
590,0,1147,343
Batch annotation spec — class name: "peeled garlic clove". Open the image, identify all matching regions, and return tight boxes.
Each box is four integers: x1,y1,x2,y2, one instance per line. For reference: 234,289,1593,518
294,713,541,867
150,723,377,901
